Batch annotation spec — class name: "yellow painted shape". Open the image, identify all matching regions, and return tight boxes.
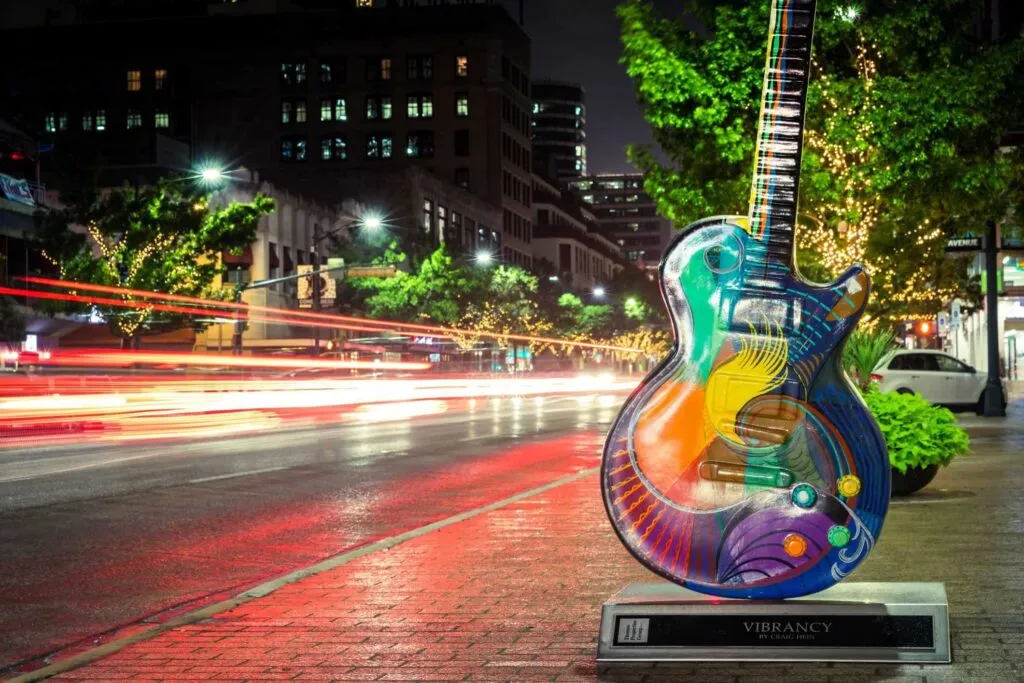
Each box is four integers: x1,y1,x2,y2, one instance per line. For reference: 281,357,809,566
705,328,788,445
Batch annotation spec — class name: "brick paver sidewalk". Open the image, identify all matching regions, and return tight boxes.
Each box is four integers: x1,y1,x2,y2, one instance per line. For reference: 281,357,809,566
30,420,1024,682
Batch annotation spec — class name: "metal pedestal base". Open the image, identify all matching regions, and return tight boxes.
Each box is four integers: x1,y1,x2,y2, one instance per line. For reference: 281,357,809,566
597,582,949,663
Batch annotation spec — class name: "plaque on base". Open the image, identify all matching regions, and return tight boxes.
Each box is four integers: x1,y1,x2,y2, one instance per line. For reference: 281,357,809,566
597,582,949,663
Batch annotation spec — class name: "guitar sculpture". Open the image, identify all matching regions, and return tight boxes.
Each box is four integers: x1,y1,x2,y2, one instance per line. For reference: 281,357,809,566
602,0,889,600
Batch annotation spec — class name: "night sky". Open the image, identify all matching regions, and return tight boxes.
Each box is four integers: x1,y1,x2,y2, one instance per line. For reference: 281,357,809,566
498,0,686,175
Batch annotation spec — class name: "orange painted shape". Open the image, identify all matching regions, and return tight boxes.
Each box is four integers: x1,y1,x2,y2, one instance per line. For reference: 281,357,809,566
633,379,714,500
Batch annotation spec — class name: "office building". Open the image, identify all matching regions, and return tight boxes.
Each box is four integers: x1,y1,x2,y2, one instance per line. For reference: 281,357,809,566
567,173,673,277
531,81,586,181
1,0,534,266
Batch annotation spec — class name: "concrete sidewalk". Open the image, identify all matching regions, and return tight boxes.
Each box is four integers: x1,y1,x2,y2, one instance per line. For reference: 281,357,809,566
20,413,1024,682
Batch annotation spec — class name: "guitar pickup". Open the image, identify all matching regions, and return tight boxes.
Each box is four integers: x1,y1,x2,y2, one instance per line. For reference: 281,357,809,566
698,461,794,488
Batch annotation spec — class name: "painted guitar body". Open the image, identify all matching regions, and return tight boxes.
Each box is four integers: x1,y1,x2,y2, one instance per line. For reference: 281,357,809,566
602,216,889,599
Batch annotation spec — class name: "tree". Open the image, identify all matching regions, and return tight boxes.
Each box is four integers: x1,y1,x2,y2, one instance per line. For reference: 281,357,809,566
619,0,1024,321
41,176,274,347
557,292,614,340
461,265,554,358
348,245,485,325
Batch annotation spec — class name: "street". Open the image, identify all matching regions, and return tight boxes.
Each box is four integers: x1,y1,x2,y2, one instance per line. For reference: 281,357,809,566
0,393,624,673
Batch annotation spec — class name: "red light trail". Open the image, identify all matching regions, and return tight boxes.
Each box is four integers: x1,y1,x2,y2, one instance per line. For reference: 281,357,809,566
15,276,645,353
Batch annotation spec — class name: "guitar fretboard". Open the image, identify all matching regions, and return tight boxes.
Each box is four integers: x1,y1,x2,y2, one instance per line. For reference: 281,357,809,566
748,0,817,276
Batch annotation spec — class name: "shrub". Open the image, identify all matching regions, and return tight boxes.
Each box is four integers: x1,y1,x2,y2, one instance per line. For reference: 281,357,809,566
843,328,896,391
863,391,970,473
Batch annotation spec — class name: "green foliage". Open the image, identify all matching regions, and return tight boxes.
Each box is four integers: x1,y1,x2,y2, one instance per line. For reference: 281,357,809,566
42,175,273,341
556,293,614,340
842,328,896,390
350,246,484,325
624,296,652,322
618,0,1024,319
864,391,970,473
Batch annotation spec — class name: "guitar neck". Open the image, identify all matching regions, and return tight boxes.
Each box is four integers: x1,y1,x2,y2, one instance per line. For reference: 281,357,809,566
748,0,817,269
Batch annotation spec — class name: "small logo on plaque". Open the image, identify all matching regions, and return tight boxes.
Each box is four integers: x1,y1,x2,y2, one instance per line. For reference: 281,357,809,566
617,618,650,644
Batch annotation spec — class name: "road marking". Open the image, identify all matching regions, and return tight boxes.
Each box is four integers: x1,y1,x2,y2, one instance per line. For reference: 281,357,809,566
6,465,601,683
188,466,289,484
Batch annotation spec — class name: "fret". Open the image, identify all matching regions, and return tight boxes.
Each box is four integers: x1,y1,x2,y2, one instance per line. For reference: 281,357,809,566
748,0,818,264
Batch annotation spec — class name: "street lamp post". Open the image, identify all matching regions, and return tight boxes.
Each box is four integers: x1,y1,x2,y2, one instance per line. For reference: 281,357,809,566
311,222,323,356
984,218,1007,416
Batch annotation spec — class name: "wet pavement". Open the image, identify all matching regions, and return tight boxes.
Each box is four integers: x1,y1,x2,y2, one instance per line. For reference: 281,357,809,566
10,401,1022,682
0,394,623,674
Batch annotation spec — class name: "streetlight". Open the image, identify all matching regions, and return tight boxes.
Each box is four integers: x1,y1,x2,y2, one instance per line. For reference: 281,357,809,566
593,286,606,299
201,167,223,183
475,250,494,265
362,214,383,231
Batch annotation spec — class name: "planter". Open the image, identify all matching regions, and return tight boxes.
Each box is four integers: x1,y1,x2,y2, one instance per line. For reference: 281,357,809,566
891,464,940,496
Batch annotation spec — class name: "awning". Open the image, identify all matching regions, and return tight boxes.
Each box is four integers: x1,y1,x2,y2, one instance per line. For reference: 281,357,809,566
269,244,280,268
283,247,295,272
223,245,253,267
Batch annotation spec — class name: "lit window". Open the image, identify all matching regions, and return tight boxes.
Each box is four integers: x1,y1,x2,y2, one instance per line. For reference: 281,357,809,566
456,93,469,117
366,133,393,159
335,98,347,121
381,58,392,80
406,94,433,119
281,136,307,161
155,111,170,128
356,0,374,6
423,199,433,231
320,62,332,84
367,96,392,120
44,112,56,133
320,135,347,161
155,69,167,90
96,110,106,131
281,62,306,85
406,131,434,158
127,70,141,91
127,109,142,129
82,112,94,131
456,55,468,77
321,99,333,122
322,98,346,123
58,113,68,131
281,100,306,124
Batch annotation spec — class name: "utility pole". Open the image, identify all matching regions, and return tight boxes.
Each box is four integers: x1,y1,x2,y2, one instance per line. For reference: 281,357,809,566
984,218,1006,416
311,222,322,356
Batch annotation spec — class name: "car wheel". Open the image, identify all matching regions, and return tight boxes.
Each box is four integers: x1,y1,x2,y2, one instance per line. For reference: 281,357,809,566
895,388,915,395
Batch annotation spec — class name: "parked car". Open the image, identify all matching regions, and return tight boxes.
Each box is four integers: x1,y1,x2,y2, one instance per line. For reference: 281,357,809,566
872,350,1009,414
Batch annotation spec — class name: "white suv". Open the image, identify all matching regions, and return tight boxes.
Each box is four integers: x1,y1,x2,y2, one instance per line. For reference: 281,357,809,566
872,350,1008,414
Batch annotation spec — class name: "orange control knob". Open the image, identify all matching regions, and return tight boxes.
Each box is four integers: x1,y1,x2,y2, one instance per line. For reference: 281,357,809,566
782,533,807,558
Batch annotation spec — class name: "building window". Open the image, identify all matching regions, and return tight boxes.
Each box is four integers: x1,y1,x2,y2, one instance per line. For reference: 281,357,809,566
454,168,469,189
127,70,141,91
438,204,447,237
455,93,469,117
155,111,170,128
423,199,434,232
454,129,469,157
126,109,142,129
155,69,167,90
58,113,68,131
456,55,468,77
356,0,373,6
406,94,433,119
320,62,332,84
96,110,106,131
320,97,347,122
366,95,392,120
320,135,347,161
44,112,56,133
366,133,393,159
367,57,392,81
82,112,94,131
281,136,308,161
407,55,433,80
406,131,434,158
281,100,307,124
281,62,307,86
